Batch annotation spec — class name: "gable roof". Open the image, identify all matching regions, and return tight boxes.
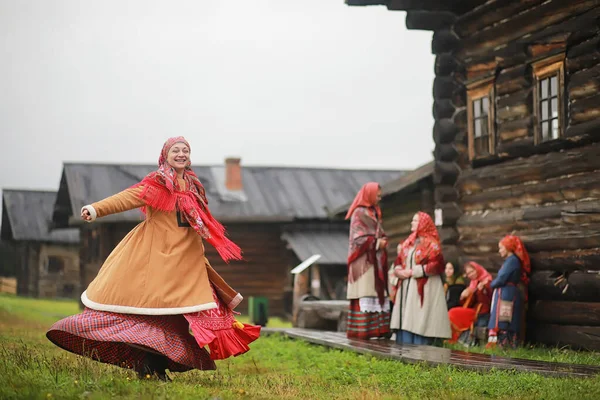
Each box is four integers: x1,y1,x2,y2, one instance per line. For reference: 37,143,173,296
1,189,79,244
53,163,404,225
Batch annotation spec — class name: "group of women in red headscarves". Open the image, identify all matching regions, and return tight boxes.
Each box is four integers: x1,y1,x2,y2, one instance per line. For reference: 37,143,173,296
345,182,531,349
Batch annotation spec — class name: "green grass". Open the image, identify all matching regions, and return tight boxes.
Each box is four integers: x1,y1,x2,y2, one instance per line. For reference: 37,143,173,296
1,294,600,399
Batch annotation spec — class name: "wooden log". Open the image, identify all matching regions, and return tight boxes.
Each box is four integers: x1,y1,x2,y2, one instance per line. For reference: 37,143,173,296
434,185,459,204
431,29,460,55
433,76,460,100
451,88,466,108
433,119,459,144
454,0,544,39
528,41,567,59
570,93,600,125
433,99,455,120
516,6,600,45
453,109,467,132
465,60,497,82
531,300,600,326
497,117,533,142
530,271,600,303
461,171,600,211
495,88,533,122
566,34,600,73
435,53,459,77
433,161,460,186
495,137,535,158
456,0,598,60
457,142,600,194
438,226,459,245
406,11,456,31
565,115,600,139
433,143,458,162
568,63,600,98
495,65,531,96
528,323,600,351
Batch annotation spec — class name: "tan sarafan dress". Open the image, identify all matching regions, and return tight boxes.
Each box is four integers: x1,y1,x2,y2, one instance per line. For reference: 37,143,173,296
47,136,259,375
81,180,241,314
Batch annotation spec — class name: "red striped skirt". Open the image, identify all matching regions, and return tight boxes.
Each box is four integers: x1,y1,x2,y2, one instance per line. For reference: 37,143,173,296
346,299,391,340
47,288,260,373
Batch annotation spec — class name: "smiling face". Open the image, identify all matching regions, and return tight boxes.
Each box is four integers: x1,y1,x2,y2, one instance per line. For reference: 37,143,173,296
465,265,478,281
166,142,190,172
410,213,419,233
445,263,454,278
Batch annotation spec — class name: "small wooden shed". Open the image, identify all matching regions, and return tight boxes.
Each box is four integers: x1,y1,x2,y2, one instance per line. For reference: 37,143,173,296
1,189,80,299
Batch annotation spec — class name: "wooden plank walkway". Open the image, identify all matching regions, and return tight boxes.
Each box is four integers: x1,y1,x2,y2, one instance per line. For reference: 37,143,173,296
262,328,600,378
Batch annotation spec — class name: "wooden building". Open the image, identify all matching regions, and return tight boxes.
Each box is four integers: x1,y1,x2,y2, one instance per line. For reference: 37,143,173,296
52,159,402,317
1,189,80,299
347,0,600,350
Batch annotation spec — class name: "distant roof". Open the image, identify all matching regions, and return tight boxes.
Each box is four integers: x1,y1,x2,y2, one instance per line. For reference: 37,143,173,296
282,225,348,265
53,163,404,225
1,189,79,244
330,161,434,216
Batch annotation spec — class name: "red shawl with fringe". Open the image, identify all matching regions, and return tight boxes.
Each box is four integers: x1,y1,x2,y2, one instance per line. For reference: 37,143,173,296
347,183,387,307
395,212,444,306
132,136,242,263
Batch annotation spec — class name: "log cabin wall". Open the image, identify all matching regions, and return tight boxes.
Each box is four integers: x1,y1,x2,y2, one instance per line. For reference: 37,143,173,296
80,222,291,317
446,0,600,350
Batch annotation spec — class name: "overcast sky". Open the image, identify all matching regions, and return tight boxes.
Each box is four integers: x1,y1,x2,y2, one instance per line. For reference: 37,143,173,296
0,0,434,194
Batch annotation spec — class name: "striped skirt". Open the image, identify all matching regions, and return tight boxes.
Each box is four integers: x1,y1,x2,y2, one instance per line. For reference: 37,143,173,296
346,298,391,340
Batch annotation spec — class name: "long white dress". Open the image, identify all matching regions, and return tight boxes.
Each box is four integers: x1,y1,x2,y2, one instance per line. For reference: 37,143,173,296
390,246,451,339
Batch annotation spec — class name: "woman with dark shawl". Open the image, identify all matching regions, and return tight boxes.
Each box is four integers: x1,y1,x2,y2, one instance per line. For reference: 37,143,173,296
345,182,390,339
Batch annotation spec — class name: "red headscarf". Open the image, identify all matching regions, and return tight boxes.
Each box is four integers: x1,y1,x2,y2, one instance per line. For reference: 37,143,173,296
466,262,493,291
396,212,443,306
500,235,531,286
133,137,242,262
345,182,381,220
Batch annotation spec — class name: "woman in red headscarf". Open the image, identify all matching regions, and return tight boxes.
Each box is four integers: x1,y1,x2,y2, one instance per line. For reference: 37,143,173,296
447,262,493,346
47,137,260,381
345,182,390,339
389,212,451,345
487,235,531,349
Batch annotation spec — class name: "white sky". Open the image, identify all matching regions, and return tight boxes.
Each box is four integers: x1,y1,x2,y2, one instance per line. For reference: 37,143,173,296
0,0,435,194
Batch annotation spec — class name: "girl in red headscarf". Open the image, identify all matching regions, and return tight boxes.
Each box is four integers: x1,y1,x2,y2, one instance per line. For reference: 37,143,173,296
389,212,451,345
345,182,390,339
47,137,260,381
447,262,493,346
487,235,531,349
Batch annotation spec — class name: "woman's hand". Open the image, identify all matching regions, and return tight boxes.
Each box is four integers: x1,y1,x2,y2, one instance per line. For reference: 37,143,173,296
460,288,471,300
394,267,412,280
378,238,388,250
477,281,486,291
81,208,92,222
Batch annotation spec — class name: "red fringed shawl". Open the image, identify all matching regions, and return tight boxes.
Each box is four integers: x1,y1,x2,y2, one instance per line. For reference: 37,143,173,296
132,137,242,263
347,201,388,307
395,212,444,306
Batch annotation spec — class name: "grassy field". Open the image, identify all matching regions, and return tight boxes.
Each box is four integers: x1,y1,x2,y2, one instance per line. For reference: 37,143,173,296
1,294,600,399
